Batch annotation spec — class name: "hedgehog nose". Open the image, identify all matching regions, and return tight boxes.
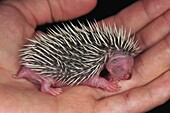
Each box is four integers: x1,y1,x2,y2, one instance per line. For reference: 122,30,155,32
123,73,132,80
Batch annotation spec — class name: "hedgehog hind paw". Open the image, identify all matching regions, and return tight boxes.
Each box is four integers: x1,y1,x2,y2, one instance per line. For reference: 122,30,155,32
41,86,62,96
40,79,62,96
13,66,62,96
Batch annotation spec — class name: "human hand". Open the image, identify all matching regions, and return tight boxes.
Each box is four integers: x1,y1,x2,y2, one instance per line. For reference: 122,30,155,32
0,0,169,113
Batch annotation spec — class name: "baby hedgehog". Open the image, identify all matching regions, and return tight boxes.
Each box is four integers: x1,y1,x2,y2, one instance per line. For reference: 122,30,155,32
14,21,140,96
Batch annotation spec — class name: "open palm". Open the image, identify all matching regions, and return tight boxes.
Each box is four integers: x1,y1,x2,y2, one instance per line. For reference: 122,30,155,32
0,0,169,113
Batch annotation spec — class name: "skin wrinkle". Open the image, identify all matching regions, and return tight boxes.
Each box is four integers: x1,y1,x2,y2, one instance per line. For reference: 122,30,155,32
121,86,155,113
20,0,52,26
160,40,170,68
110,96,128,113
160,71,170,100
133,55,147,86
164,35,170,64
136,31,147,50
46,0,54,22
166,71,170,88
113,15,126,31
122,91,134,113
21,1,40,27
138,87,154,112
47,0,97,22
145,85,154,109
162,36,170,69
117,101,127,113
141,0,153,20
143,0,170,19
47,0,64,22
55,0,66,21
163,10,170,29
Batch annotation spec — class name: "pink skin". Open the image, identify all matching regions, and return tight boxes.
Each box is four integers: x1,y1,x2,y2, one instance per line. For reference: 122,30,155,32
14,52,134,96
106,52,134,80
13,67,62,95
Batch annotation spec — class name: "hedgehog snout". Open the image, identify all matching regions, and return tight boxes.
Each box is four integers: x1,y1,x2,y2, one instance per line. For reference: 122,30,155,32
105,53,134,80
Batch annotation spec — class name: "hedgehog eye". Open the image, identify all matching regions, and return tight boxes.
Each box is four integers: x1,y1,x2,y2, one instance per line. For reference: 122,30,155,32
100,68,110,80
122,51,129,55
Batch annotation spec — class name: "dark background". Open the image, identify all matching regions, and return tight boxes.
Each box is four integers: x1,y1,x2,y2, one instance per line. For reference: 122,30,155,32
37,0,170,112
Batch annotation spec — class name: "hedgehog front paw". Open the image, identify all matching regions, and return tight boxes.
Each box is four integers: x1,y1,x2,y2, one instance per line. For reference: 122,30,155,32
82,76,120,92
103,80,120,92
97,77,120,92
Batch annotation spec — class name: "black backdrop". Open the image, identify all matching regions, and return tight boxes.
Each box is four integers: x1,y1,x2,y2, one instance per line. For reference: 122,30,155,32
37,0,170,112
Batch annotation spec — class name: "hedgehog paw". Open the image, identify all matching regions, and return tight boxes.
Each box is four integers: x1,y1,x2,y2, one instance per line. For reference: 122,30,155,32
82,76,120,92
41,86,62,96
97,77,120,92
40,78,62,96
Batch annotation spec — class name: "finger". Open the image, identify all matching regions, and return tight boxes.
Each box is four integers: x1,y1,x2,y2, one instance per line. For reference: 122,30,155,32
3,0,97,27
96,70,170,113
101,0,170,33
136,8,170,50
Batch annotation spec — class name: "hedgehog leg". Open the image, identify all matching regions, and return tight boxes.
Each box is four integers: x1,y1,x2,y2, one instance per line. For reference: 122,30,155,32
40,80,62,96
82,76,120,92
13,66,62,96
